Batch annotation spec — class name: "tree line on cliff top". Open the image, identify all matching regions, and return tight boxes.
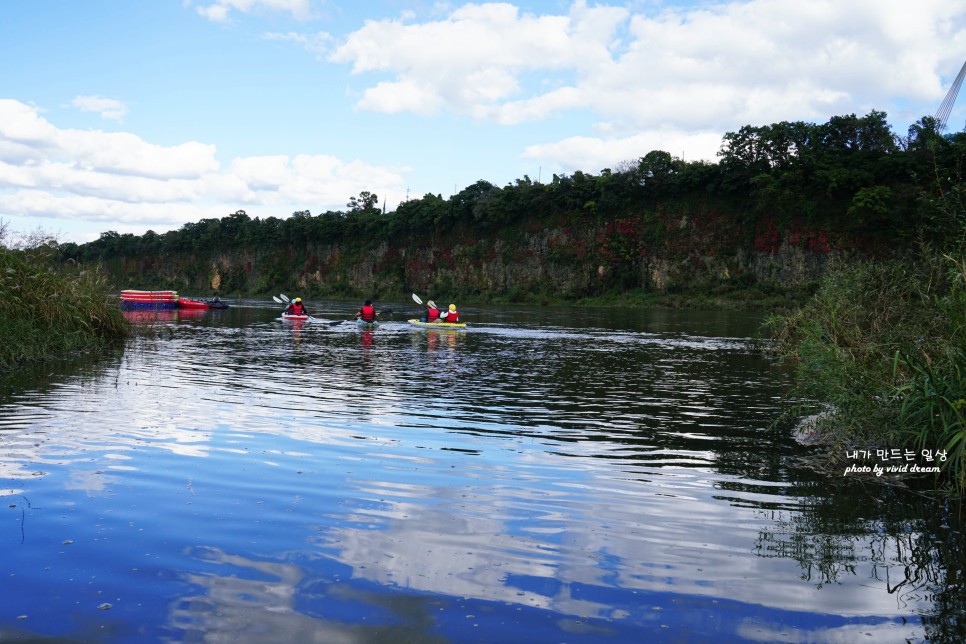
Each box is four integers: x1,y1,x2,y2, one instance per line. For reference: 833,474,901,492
60,111,963,264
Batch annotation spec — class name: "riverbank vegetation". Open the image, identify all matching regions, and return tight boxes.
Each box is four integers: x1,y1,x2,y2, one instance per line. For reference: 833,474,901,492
766,152,966,495
0,225,129,371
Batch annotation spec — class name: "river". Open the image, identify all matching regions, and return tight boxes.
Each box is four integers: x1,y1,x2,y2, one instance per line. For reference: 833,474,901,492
0,298,961,643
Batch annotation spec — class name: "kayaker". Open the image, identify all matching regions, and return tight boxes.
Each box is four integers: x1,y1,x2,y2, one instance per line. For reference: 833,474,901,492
424,300,440,323
285,297,308,316
440,303,460,323
354,299,379,322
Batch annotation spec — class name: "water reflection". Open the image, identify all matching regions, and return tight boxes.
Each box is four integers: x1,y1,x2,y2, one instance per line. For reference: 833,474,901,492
753,479,966,642
0,300,954,641
170,547,448,643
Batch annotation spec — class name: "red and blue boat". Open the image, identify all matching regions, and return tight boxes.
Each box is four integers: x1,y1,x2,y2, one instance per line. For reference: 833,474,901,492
177,297,229,310
120,289,179,311
120,290,228,310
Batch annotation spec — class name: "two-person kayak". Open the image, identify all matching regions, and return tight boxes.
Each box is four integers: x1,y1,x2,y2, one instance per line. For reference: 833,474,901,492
407,319,467,329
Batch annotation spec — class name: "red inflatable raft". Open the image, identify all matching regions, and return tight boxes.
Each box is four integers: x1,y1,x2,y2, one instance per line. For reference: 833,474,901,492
178,298,229,310
120,290,179,310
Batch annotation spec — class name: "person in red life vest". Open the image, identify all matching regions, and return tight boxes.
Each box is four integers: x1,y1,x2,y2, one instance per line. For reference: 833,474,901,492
440,303,459,323
423,300,440,323
353,299,380,322
284,297,308,316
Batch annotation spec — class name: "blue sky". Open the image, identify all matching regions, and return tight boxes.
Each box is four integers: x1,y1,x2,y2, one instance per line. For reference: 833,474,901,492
1,0,965,244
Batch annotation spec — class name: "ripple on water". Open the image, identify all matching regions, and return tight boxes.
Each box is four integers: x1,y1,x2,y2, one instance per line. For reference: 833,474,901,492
0,306,935,642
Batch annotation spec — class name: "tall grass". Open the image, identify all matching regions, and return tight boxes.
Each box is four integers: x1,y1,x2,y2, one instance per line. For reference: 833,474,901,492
893,252,966,493
766,247,966,495
0,242,129,370
766,138,966,496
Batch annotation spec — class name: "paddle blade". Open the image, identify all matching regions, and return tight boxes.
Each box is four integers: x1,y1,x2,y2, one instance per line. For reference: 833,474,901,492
411,293,423,305
272,296,282,304
279,294,290,302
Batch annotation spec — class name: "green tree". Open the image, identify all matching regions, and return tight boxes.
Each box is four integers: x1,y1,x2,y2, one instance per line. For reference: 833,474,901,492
347,191,379,214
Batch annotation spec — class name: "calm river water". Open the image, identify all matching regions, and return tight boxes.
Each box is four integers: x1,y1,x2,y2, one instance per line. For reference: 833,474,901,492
1,298,963,643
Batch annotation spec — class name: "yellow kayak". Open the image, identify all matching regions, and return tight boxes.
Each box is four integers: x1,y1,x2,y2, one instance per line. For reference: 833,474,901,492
408,319,467,329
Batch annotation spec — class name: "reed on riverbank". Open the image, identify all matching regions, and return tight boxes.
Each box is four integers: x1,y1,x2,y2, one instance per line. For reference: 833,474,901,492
0,242,129,371
766,247,966,495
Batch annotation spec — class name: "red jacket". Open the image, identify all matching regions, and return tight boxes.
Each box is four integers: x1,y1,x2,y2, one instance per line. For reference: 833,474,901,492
426,306,440,322
443,308,459,323
287,303,305,315
359,304,376,322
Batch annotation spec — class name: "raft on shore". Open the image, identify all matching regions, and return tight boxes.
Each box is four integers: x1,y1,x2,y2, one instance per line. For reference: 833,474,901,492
120,291,229,311
120,290,179,310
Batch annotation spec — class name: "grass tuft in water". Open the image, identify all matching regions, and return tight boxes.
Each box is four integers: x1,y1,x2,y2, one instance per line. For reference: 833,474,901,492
0,242,129,370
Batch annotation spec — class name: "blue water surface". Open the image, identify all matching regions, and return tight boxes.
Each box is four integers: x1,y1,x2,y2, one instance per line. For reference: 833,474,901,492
0,299,953,642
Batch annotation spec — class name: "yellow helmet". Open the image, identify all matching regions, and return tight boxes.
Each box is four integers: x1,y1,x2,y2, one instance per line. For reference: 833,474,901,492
294,297,301,303
449,304,456,311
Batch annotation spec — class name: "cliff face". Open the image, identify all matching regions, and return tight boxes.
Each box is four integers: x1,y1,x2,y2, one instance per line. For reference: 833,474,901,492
77,111,964,301
109,209,840,299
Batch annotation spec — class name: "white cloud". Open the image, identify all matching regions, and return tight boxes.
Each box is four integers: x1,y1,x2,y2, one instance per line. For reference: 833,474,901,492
0,189,202,226
262,30,332,57
224,154,407,207
194,0,315,23
71,95,129,122
356,79,446,115
358,0,960,125
0,99,218,179
330,1,628,117
489,86,584,125
0,100,407,241
522,129,725,175
197,4,230,22
326,0,966,168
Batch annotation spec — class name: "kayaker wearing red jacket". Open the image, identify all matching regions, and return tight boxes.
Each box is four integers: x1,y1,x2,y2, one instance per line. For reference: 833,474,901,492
440,303,459,323
285,297,308,315
354,300,379,322
425,300,440,322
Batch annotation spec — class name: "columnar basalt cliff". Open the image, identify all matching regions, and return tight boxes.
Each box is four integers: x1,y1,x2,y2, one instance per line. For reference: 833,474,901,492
60,112,963,303
90,210,843,301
